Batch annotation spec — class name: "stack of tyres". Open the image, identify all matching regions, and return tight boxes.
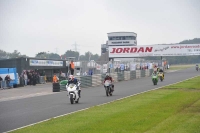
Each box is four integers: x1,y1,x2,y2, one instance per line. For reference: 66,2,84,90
53,83,60,92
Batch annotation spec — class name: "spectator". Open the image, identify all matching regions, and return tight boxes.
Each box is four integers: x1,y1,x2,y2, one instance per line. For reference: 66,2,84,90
0,76,3,89
24,72,28,86
44,75,47,83
33,73,37,86
5,75,11,89
53,74,58,83
69,60,75,75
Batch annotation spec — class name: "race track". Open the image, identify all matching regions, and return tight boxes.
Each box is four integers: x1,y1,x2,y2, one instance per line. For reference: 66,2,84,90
0,67,199,133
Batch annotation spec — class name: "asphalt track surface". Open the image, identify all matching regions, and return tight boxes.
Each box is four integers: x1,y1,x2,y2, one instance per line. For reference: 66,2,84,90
0,67,199,133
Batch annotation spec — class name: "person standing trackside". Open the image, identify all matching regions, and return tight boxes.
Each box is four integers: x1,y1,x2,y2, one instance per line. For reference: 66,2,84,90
0,76,3,89
53,74,58,83
69,60,75,75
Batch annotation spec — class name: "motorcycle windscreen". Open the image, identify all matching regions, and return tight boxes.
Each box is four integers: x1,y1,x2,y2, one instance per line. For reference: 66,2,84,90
69,84,75,88
104,80,111,86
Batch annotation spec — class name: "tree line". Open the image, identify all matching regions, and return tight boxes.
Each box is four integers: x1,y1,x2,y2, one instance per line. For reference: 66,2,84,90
0,49,100,61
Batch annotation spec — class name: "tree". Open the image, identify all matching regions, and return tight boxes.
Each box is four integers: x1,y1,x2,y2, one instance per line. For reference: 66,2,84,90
9,50,26,58
63,50,79,60
0,49,8,59
35,52,61,59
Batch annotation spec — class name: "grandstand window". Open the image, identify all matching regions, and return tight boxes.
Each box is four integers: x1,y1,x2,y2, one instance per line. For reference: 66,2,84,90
109,36,136,40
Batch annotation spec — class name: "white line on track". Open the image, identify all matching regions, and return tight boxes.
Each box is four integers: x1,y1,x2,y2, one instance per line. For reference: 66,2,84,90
0,92,54,102
5,75,199,133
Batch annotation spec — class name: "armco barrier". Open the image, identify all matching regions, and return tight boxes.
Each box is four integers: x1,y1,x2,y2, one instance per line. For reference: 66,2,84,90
141,70,145,77
136,70,141,78
130,71,136,79
80,76,92,88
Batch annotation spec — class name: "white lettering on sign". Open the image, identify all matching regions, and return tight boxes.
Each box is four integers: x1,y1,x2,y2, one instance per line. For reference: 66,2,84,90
109,44,200,58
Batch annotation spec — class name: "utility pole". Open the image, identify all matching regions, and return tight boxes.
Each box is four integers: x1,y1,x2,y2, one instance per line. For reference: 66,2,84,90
71,42,80,60
71,42,80,52
55,48,58,54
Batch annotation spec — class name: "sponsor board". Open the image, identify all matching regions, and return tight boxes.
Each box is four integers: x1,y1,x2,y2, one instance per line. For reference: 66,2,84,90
30,60,63,66
109,44,200,57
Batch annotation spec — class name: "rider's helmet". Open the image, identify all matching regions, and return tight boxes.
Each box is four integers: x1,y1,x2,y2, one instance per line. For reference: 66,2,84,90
105,73,109,78
68,75,74,81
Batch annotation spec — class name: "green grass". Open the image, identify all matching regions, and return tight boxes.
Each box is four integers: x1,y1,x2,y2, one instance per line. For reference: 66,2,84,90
12,76,200,133
168,64,195,70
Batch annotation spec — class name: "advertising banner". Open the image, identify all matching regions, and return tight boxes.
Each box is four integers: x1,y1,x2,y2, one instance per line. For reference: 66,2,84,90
109,44,200,58
103,64,107,73
30,60,63,66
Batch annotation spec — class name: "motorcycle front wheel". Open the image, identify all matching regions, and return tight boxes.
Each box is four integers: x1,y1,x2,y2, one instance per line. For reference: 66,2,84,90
106,87,109,96
70,94,74,104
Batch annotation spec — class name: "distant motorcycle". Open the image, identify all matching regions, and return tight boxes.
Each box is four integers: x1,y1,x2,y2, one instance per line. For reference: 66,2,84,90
152,73,158,85
196,66,199,71
158,72,164,81
66,82,81,104
104,80,113,96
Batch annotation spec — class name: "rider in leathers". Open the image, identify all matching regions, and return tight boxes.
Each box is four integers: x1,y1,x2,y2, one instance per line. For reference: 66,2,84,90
104,73,114,91
158,68,164,78
67,75,81,97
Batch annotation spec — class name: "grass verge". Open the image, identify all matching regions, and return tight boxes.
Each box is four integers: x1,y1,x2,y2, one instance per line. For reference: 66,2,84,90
12,76,200,133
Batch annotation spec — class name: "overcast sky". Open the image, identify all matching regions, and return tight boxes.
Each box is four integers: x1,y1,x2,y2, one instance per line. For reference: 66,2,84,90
0,0,200,57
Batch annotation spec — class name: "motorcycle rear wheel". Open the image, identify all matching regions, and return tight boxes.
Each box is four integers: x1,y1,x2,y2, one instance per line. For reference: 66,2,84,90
75,98,79,103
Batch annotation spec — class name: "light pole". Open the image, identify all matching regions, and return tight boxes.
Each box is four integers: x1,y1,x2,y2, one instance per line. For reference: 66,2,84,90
47,51,50,59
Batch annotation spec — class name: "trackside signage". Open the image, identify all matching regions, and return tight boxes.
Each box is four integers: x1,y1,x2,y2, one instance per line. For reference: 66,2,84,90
30,59,63,66
109,44,200,58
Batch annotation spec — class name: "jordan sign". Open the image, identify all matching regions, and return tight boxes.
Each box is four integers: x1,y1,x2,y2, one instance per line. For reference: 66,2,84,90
109,44,200,58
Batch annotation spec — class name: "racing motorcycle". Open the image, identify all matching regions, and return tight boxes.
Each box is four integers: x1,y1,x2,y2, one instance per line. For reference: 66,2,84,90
196,66,199,71
158,72,164,81
66,82,81,104
104,80,113,96
152,73,158,85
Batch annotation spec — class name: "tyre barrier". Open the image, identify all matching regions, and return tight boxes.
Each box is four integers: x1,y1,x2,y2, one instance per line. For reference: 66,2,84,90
117,72,124,81
53,83,60,92
141,70,146,77
130,71,136,79
136,70,141,78
124,71,130,80
145,69,150,77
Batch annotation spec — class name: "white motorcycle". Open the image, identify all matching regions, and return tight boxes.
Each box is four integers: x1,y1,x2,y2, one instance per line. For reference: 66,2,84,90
104,80,113,96
66,82,81,104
